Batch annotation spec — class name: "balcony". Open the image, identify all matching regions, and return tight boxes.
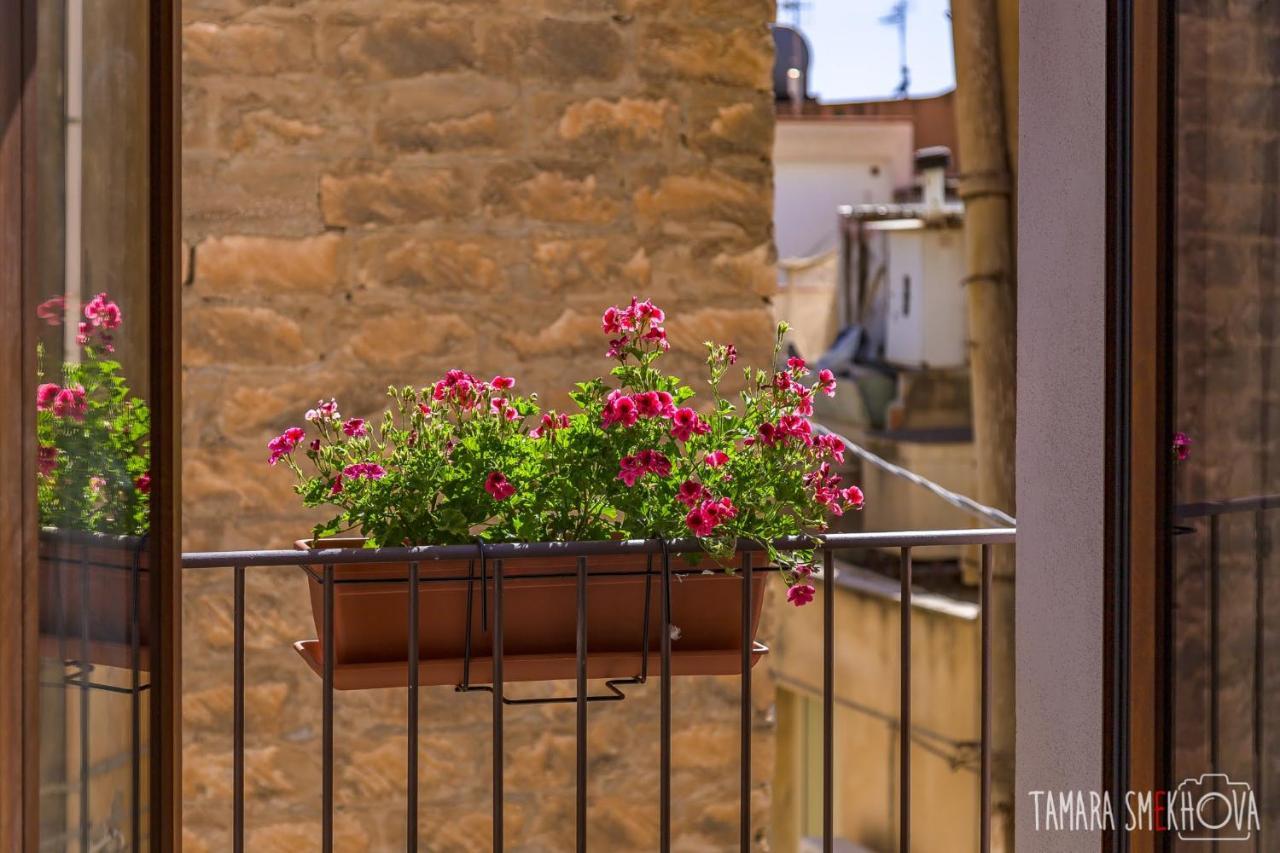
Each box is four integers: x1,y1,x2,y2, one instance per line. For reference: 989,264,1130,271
163,528,1013,851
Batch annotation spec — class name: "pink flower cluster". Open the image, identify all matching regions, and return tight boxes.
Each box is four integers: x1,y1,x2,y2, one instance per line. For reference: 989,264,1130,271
617,449,672,486
804,463,865,516
306,399,341,423
684,496,737,536
747,414,812,448
601,389,672,428
1173,431,1192,461
530,412,571,439
343,462,386,480
785,564,817,607
37,383,87,421
77,293,123,352
485,471,516,501
268,427,306,465
670,407,710,442
601,298,669,358
490,397,519,421
431,370,514,411
343,418,368,438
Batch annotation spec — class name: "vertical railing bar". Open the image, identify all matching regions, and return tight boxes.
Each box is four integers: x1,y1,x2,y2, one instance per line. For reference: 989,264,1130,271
980,545,992,853
80,544,91,853
233,563,246,853
660,543,672,853
899,547,912,853
822,547,834,853
639,554,653,682
407,561,420,853
493,558,505,851
576,556,589,852
323,563,335,853
1254,509,1266,845
1209,515,1219,773
130,538,144,853
740,551,753,853
462,558,476,689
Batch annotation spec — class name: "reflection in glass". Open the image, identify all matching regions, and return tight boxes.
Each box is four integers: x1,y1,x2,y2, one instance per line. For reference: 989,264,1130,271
1170,2,1280,850
32,0,152,849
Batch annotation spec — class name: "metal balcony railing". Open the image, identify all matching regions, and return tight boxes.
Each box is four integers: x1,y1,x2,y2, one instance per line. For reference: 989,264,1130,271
179,528,1015,853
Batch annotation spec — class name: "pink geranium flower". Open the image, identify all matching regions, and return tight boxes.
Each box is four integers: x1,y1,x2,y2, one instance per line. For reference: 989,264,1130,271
135,472,151,494
617,455,645,487
704,451,729,468
676,480,710,508
817,368,837,397
491,376,515,390
36,383,60,412
787,356,808,375
1173,431,1192,461
684,506,714,536
267,426,305,465
637,449,671,477
670,408,709,442
343,418,368,437
816,434,846,463
787,584,816,607
601,392,639,428
484,471,516,501
52,385,87,422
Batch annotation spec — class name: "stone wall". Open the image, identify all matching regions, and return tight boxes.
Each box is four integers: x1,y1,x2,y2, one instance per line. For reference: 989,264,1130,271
180,0,778,849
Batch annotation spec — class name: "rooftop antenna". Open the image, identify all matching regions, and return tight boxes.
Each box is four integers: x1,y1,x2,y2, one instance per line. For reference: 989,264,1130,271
778,0,811,29
880,0,911,99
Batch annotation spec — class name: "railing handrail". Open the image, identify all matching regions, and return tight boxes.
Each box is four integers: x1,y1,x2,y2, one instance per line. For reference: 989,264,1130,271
180,527,1016,568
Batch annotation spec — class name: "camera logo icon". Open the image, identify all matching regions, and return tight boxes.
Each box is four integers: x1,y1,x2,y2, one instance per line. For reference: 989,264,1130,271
1171,773,1259,842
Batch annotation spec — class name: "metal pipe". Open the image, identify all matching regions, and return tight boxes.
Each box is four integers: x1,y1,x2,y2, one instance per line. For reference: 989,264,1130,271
130,539,144,853
181,529,1016,568
660,544,672,853
822,548,834,853
492,559,505,850
234,564,245,853
322,564,334,853
740,551,752,853
407,561,419,853
80,545,91,853
576,556,589,851
980,545,991,853
899,547,912,852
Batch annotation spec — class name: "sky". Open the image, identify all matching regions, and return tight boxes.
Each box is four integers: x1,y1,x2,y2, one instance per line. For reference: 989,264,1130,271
781,0,957,103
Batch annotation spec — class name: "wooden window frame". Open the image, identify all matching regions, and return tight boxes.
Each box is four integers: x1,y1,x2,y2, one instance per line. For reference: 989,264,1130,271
1106,0,1175,850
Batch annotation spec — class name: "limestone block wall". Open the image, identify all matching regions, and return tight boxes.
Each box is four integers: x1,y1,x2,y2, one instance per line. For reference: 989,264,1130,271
180,0,778,849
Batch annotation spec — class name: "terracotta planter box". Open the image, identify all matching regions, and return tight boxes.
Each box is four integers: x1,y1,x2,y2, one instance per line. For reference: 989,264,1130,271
293,538,768,691
38,530,150,670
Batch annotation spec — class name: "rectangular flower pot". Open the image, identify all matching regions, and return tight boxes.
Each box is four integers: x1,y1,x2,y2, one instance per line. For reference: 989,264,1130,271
293,538,768,691
38,530,150,671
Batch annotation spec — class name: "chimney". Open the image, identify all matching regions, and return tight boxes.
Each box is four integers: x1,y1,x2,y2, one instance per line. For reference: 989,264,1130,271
915,146,951,219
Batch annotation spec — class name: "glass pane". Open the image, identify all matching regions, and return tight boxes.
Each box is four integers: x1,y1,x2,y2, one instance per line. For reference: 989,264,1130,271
1171,2,1280,849
31,1,152,849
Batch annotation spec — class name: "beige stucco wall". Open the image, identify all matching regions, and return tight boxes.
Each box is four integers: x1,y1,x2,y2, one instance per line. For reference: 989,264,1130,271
179,1,779,849
769,571,982,852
